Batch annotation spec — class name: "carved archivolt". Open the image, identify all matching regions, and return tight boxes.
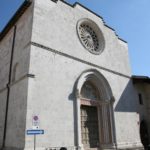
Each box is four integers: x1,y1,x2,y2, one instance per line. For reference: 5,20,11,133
75,69,116,149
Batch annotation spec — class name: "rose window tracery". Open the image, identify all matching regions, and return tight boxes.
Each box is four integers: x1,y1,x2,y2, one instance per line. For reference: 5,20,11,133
77,19,105,55
78,24,99,52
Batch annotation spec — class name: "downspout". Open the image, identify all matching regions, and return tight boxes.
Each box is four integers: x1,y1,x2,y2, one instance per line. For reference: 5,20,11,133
2,25,17,149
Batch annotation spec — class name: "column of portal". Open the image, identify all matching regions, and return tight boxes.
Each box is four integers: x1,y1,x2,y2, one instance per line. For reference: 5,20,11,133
101,103,110,144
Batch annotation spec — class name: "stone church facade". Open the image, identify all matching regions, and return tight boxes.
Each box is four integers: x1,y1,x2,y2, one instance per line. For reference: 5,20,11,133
0,0,149,150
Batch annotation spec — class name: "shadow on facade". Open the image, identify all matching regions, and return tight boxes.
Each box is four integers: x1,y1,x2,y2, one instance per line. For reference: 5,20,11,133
114,79,139,112
114,79,150,149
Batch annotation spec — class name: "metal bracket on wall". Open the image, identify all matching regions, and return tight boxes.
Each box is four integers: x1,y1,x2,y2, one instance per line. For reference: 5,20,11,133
27,74,35,78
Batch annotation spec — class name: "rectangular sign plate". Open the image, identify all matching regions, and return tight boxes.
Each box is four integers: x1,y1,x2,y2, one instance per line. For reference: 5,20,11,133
27,130,44,135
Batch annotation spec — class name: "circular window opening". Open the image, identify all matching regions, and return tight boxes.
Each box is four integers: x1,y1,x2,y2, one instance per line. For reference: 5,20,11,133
77,19,105,55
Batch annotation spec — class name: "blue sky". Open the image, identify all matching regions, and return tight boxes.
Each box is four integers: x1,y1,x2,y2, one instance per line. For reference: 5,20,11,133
0,0,150,76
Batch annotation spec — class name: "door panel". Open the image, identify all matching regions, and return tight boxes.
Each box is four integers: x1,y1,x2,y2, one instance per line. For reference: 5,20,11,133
81,105,99,148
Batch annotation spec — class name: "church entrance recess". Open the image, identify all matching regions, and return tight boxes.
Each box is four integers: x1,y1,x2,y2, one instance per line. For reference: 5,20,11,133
75,70,116,150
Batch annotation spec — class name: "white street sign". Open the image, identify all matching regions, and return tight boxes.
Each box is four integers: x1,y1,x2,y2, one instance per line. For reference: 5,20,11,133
32,115,40,129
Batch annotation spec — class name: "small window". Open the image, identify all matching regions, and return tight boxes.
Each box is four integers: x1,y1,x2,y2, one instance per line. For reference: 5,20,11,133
138,93,143,105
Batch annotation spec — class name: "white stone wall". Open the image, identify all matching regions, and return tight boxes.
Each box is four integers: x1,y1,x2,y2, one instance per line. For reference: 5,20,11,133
26,47,141,149
0,27,14,147
0,90,8,147
0,28,14,90
0,0,143,149
27,0,141,149
0,2,34,149
5,78,29,148
32,0,131,76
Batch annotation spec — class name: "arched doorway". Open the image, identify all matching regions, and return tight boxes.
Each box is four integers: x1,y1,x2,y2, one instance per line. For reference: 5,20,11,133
75,70,116,150
80,81,100,149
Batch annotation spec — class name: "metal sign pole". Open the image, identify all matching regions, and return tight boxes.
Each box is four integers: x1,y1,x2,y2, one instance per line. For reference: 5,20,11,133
26,129,44,150
34,135,36,150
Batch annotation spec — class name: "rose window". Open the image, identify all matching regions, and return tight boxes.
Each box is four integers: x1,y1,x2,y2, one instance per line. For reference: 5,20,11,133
77,19,105,55
79,24,99,52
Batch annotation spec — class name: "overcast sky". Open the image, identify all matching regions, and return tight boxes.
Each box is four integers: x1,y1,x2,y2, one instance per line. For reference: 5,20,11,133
0,0,150,76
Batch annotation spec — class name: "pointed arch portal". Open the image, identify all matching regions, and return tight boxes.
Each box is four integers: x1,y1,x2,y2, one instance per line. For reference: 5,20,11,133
75,70,116,150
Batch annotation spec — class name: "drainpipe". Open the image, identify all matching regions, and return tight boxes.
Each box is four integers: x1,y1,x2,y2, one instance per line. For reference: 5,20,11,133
2,25,17,149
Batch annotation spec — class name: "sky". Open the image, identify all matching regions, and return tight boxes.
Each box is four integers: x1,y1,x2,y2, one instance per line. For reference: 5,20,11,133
0,0,150,76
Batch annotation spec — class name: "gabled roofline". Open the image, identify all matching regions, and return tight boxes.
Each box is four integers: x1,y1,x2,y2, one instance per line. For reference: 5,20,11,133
59,0,127,44
0,0,32,41
0,0,127,44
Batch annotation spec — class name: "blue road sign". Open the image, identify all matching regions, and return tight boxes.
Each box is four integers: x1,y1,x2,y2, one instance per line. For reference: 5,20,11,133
27,129,44,135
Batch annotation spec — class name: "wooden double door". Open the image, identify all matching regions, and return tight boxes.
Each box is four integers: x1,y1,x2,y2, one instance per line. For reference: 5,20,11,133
81,105,99,149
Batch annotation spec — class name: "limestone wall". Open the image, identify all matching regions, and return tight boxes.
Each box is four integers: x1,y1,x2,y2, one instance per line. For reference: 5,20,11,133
0,27,14,147
27,0,141,149
31,0,131,77
0,2,33,149
0,0,143,149
26,44,141,149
